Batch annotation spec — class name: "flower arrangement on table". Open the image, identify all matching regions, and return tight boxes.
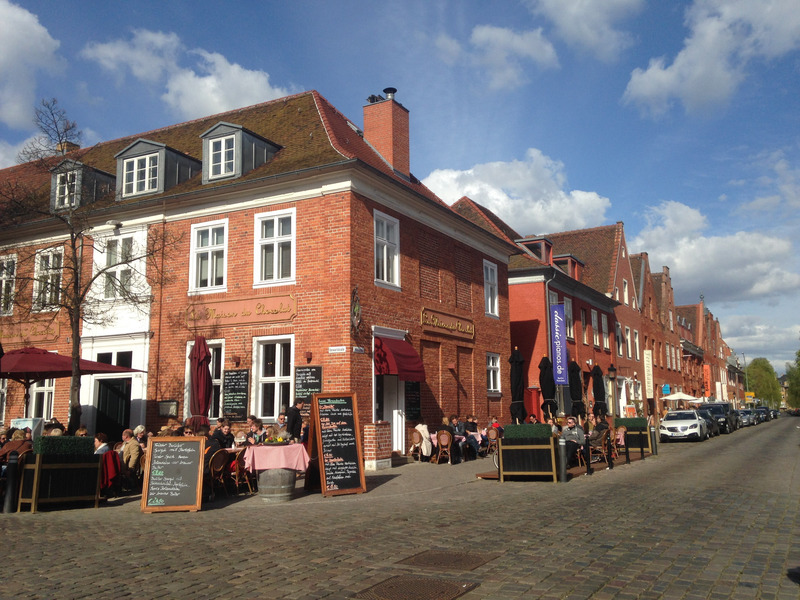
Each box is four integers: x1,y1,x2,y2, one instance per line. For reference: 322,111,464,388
262,436,289,445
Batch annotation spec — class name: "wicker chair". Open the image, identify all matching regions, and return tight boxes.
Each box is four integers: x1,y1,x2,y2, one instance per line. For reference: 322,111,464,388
434,430,452,464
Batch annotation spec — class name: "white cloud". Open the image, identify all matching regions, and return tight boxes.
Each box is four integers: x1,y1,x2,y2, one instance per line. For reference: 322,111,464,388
81,29,289,120
469,25,559,89
530,0,643,62
423,148,610,235
435,34,462,66
0,0,62,129
0,135,30,168
623,0,800,116
630,200,800,305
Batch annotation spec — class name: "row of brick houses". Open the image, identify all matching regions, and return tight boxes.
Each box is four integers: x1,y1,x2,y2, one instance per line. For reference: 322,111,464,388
0,89,743,468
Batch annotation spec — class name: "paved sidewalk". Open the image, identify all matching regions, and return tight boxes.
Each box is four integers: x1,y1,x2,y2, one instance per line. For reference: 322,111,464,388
2,418,799,599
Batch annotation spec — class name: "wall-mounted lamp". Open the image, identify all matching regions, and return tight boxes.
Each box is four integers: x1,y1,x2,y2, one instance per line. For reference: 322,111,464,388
231,355,241,367
607,364,617,380
305,351,313,363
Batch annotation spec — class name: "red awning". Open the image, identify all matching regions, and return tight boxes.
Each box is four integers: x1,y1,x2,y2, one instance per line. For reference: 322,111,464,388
374,337,426,382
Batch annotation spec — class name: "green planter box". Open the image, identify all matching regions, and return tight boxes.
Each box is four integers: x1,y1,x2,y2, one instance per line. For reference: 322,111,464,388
498,424,559,482
613,418,651,453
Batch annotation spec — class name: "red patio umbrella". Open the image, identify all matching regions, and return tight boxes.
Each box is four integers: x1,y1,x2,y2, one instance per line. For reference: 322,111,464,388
186,336,212,432
0,346,142,417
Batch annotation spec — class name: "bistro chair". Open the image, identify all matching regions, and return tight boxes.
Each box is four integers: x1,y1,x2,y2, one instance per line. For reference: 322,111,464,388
486,428,499,457
434,430,452,464
409,430,423,462
231,449,255,495
208,449,232,498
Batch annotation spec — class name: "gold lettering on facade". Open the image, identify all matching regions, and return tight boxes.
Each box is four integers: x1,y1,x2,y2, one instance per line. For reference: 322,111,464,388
186,295,296,327
420,308,475,340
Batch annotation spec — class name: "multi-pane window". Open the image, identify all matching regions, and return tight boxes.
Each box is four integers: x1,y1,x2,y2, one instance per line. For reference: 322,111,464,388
123,153,158,196
623,279,629,305
56,171,77,208
563,297,573,338
486,353,501,393
634,330,640,361
32,378,55,420
601,314,609,350
0,256,15,315
581,309,587,344
34,248,63,310
256,338,293,419
191,221,226,291
209,135,235,178
616,322,624,356
483,260,498,316
625,327,632,359
256,210,294,285
104,237,133,299
591,310,599,346
374,211,399,287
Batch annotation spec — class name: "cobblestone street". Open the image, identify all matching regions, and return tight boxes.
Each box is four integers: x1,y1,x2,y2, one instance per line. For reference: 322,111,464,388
2,417,799,599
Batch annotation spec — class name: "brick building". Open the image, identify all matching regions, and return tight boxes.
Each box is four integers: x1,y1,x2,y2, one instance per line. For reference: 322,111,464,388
0,89,515,468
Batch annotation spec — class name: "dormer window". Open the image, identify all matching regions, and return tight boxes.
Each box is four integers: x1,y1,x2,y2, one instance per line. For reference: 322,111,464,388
56,171,77,208
115,139,199,200
123,153,158,196
200,123,280,184
210,135,235,179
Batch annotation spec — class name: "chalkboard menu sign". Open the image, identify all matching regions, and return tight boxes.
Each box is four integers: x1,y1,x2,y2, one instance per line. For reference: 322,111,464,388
295,365,322,403
307,393,366,497
141,437,205,513
405,381,421,421
223,369,249,422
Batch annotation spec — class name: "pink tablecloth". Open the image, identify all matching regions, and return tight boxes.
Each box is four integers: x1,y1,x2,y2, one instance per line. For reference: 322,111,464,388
244,444,310,472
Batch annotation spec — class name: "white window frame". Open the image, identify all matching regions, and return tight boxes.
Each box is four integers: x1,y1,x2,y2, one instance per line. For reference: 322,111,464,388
209,135,235,179
122,153,158,197
563,297,573,339
483,260,499,317
634,330,640,361
185,339,225,420
32,378,55,420
189,220,228,294
33,247,63,311
486,353,501,394
581,309,587,344
103,236,134,299
625,327,632,359
55,170,78,209
601,314,609,350
254,335,294,421
374,210,400,289
254,208,295,287
0,255,15,316
591,310,599,347
669,309,674,332
616,322,624,356
623,279,629,306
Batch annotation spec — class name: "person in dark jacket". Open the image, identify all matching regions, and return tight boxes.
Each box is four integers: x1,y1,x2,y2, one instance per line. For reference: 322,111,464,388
211,420,234,449
286,399,305,442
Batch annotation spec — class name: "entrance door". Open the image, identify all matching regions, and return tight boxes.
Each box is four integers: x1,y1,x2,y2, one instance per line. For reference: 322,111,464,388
96,378,132,444
376,375,405,453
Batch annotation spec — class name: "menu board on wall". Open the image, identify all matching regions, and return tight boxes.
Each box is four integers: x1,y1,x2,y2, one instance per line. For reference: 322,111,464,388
294,366,322,403
306,393,366,497
222,369,249,422
141,437,205,513
404,381,421,421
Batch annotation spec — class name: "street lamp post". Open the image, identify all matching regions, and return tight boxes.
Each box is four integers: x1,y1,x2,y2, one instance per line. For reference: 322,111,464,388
608,364,617,417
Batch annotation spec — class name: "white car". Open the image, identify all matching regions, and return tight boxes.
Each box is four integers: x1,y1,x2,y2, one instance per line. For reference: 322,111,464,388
660,410,708,442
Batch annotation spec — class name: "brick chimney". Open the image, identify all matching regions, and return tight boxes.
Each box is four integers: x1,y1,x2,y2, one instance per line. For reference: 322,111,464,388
363,87,410,178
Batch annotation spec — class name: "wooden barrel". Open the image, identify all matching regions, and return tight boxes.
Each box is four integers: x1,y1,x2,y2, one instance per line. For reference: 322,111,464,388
258,468,296,503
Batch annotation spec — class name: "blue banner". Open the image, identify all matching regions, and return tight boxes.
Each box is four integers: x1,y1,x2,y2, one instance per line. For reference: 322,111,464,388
550,304,568,385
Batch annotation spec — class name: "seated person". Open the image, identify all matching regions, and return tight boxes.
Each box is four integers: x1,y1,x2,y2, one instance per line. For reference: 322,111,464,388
435,417,460,463
452,414,482,459
489,416,504,436
211,420,235,449
560,416,585,467
414,422,433,461
586,415,609,448
120,429,143,490
246,419,267,445
94,433,111,454
0,429,32,475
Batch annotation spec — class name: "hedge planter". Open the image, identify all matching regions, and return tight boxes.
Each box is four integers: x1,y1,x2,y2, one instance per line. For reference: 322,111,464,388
498,424,559,483
614,417,652,454
18,437,101,513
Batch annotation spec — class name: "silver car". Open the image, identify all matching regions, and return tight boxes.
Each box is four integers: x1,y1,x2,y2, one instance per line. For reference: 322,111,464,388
659,410,708,442
739,409,756,426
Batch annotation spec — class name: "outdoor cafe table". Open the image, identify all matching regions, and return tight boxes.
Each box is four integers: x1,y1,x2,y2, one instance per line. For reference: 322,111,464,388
243,444,310,503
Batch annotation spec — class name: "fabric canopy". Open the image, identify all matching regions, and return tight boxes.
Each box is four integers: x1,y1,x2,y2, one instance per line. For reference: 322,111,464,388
373,337,426,382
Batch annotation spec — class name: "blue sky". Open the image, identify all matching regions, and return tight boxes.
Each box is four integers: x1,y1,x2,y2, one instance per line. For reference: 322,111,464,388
1,0,799,374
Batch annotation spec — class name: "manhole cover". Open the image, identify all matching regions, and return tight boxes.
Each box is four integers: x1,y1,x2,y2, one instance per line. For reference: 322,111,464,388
353,575,478,600
398,550,499,571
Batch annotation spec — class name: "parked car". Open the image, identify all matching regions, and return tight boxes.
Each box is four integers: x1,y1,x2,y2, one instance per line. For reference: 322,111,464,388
756,406,771,422
697,409,720,437
739,409,756,426
732,410,744,429
698,402,737,433
771,409,780,419
659,410,708,443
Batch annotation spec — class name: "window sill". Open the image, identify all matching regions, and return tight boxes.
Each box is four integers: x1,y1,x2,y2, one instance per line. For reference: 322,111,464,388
254,279,296,289
375,279,401,292
487,392,502,400
484,312,499,320
188,286,228,296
